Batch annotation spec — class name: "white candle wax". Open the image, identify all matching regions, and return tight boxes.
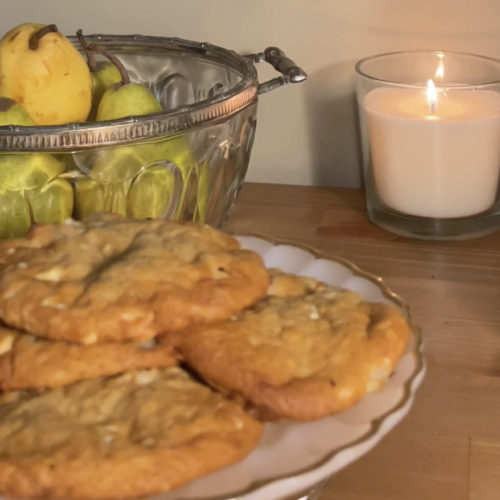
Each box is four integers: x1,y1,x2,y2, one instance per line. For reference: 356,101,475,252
364,87,500,218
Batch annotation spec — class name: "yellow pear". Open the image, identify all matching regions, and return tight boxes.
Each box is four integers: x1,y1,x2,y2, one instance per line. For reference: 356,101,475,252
0,23,92,125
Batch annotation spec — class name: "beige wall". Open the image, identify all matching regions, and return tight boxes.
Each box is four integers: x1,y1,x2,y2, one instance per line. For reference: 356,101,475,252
2,0,499,186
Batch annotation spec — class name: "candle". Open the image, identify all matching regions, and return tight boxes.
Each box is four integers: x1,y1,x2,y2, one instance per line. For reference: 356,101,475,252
364,84,500,218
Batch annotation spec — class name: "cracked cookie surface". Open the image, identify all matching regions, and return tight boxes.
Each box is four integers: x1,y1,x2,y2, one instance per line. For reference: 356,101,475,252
0,215,269,344
166,274,410,421
0,325,178,390
0,366,263,499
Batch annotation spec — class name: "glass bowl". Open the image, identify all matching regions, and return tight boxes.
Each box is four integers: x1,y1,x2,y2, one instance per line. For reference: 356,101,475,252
0,34,307,238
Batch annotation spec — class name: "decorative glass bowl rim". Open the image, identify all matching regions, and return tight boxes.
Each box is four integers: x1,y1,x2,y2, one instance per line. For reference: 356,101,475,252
0,34,259,152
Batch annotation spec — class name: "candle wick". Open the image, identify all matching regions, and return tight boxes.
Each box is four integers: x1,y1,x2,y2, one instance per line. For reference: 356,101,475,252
430,102,436,114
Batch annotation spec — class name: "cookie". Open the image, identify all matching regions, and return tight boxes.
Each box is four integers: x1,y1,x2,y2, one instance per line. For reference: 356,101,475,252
0,325,178,390
0,367,263,499
0,215,269,344
266,268,322,297
166,275,411,421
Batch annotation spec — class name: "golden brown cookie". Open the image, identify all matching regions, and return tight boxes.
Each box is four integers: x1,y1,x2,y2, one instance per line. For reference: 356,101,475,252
0,367,263,499
166,274,410,421
0,215,269,345
266,268,322,297
0,325,178,390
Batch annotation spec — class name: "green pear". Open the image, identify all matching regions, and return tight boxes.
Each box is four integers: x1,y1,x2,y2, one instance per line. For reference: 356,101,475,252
0,100,69,238
88,145,145,216
96,82,163,121
88,42,163,121
89,145,146,184
76,30,121,121
0,152,65,191
0,189,31,239
0,97,36,126
26,177,74,224
90,63,122,118
0,99,53,193
140,135,199,219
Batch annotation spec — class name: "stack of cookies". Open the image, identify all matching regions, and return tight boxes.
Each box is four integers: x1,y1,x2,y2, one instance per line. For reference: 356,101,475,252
0,214,410,499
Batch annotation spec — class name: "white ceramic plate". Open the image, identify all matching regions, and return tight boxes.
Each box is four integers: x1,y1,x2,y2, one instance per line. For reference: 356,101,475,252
153,235,426,500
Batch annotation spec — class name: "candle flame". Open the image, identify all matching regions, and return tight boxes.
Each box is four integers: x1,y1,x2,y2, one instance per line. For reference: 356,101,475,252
426,79,438,113
434,52,445,80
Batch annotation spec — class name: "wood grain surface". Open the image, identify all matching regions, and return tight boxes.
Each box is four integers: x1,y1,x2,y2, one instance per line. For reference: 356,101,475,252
224,182,500,500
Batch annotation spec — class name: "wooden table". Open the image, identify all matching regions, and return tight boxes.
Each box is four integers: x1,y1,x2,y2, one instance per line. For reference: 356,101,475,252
224,182,500,500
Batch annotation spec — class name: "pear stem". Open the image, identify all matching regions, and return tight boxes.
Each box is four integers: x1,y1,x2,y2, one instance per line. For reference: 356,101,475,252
29,24,58,50
76,29,98,73
88,43,130,86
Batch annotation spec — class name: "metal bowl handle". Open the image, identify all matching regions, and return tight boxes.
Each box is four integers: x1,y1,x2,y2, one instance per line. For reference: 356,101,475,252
246,47,308,95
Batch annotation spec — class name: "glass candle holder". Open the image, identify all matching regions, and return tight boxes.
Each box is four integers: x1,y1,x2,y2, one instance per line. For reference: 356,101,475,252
355,51,500,240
